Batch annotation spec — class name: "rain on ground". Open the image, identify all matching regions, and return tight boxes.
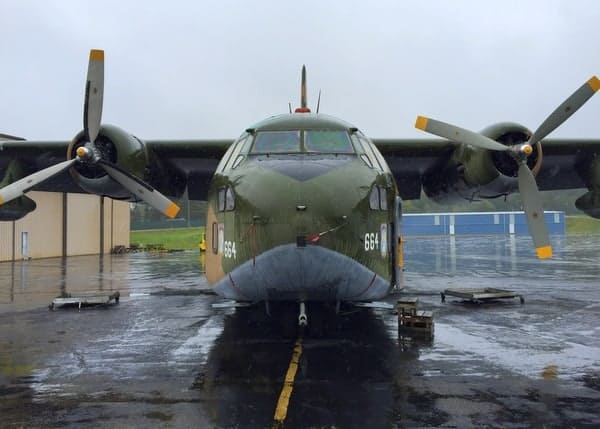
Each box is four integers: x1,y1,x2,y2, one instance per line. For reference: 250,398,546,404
1,234,600,428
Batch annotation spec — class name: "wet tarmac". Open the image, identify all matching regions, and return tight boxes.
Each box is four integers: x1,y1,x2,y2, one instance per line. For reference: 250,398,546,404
1,234,600,428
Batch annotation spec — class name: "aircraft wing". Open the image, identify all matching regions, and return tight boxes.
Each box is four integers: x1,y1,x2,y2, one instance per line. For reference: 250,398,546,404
0,138,232,196
0,140,81,193
374,137,600,198
372,138,454,200
375,135,600,255
528,139,600,191
145,139,232,199
4,134,599,203
1,50,236,220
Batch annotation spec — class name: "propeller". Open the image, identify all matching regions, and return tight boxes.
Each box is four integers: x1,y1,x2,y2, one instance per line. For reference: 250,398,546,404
98,158,179,218
84,49,104,144
0,158,79,206
0,49,180,219
415,76,600,259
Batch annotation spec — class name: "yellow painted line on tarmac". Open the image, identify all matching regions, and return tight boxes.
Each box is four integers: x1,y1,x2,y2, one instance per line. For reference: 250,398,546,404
272,332,304,427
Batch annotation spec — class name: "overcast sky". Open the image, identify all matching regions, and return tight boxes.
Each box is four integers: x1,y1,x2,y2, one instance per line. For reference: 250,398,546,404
2,0,600,140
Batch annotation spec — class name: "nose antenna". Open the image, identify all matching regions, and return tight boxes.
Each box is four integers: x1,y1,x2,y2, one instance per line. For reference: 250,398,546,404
295,65,311,113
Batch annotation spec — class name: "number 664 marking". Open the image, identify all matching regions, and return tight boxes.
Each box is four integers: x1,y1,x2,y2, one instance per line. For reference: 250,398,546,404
223,241,237,259
364,233,379,251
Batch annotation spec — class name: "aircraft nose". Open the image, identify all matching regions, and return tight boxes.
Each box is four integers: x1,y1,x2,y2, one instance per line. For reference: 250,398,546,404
237,156,362,246
212,156,389,302
247,183,350,248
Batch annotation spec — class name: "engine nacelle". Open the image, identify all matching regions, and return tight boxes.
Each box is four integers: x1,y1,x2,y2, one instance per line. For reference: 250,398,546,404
482,122,541,179
67,125,149,200
422,122,541,203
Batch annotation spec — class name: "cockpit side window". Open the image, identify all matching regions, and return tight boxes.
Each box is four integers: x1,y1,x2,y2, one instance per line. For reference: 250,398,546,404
251,131,300,153
216,140,239,173
369,185,388,211
358,136,383,171
369,186,380,209
305,131,354,153
228,134,252,169
351,134,373,168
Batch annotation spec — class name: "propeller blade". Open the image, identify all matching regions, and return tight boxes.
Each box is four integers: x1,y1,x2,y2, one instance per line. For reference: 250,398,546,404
0,159,76,206
79,50,178,220
529,76,600,144
415,116,509,152
517,162,552,259
98,161,180,218
83,49,105,143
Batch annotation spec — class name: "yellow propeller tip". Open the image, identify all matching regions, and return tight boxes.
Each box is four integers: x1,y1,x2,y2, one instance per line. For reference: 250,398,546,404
588,76,600,92
415,116,429,131
0,195,4,205
90,49,104,62
164,203,180,219
536,245,553,259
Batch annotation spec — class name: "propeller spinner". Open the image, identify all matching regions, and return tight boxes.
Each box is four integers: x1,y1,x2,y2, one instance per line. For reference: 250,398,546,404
415,76,600,259
0,50,180,219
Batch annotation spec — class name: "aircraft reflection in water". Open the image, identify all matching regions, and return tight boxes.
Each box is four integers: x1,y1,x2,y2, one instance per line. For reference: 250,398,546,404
2,49,600,325
195,304,418,429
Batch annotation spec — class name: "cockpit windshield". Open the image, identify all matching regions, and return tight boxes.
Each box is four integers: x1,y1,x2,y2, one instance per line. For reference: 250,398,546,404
252,130,300,153
305,131,354,153
251,130,354,154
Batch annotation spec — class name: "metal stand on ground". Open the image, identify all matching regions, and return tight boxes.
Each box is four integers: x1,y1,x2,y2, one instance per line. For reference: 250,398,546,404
440,288,524,304
397,297,434,338
49,291,120,311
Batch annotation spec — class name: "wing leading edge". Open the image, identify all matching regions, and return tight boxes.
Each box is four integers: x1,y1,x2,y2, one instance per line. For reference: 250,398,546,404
0,137,232,198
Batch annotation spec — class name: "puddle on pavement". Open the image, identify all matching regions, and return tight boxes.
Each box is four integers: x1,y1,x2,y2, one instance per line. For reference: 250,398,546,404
1,235,600,428
0,251,208,312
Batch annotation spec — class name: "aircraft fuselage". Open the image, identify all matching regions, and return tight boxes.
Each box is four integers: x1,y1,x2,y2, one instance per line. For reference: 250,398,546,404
204,113,402,303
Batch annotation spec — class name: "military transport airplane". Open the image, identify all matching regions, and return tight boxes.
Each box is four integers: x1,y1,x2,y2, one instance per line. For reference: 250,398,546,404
1,50,600,326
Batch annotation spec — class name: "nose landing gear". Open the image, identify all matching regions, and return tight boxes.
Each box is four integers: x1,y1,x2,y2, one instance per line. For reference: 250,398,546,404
298,301,308,326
